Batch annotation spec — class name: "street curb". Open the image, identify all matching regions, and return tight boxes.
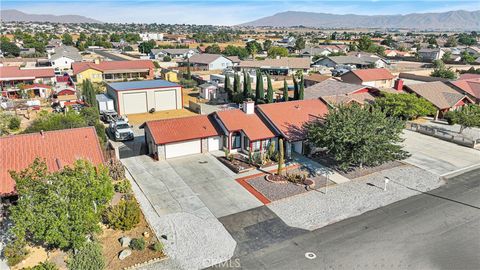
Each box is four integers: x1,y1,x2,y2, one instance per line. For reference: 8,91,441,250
440,163,480,179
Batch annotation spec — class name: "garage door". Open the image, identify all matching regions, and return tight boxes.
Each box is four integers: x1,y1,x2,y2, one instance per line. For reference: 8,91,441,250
165,139,201,159
155,90,177,111
207,136,221,151
123,92,147,114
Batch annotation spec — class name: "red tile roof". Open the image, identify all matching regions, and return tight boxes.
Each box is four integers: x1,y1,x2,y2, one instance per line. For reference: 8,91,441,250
0,127,104,197
145,115,220,145
23,83,52,89
451,79,480,99
72,60,154,75
257,99,329,141
215,109,275,141
459,74,480,80
0,66,55,80
347,68,394,82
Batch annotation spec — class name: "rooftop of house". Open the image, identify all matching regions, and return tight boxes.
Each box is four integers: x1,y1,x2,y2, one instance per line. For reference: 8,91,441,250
145,115,220,145
459,73,480,80
151,48,198,55
399,72,450,83
405,81,470,109
257,99,329,141
321,92,376,107
304,73,330,83
0,66,55,80
450,78,480,99
320,55,383,65
304,79,368,99
187,53,227,64
72,60,154,75
0,127,104,197
50,45,82,61
215,108,276,141
238,57,310,69
344,68,395,82
107,79,180,91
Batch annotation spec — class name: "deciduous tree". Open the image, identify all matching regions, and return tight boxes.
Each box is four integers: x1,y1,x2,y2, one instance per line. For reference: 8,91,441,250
444,104,480,133
375,92,437,120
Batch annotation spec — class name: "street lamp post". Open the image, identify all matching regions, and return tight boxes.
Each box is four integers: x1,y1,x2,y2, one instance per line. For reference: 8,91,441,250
384,177,390,191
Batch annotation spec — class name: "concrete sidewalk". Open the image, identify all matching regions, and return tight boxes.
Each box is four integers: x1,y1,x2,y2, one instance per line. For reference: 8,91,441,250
292,153,350,184
122,156,236,270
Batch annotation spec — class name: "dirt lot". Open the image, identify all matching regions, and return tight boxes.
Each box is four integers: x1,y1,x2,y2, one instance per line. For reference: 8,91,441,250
99,213,165,270
127,109,197,125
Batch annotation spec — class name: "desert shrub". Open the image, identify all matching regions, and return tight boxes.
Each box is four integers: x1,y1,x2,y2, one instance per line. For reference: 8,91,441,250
151,241,163,252
67,242,105,270
29,261,59,270
114,179,131,193
106,159,125,181
8,116,21,130
103,199,140,231
286,173,307,184
129,238,146,251
4,240,29,266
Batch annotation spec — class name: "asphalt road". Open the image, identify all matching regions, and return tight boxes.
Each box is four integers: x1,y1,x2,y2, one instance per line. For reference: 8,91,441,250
213,168,480,270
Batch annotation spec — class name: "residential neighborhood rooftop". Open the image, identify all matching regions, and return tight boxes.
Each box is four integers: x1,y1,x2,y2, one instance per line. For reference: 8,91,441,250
215,109,276,141
0,127,104,196
346,68,394,82
188,53,225,64
405,81,471,109
145,115,220,145
304,79,369,99
72,59,154,74
107,79,180,91
238,57,311,69
0,66,55,80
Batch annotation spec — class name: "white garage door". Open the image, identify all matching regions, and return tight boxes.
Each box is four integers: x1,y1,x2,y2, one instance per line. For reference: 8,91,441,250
155,90,177,111
165,139,201,159
123,92,147,114
207,136,221,151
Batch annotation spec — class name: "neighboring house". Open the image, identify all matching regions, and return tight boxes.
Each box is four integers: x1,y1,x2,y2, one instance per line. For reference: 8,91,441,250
19,47,36,56
0,127,104,198
106,80,182,115
449,78,480,104
405,81,474,119
144,115,222,160
340,68,395,88
314,55,387,69
399,72,449,85
140,33,163,41
256,99,328,158
304,79,377,106
0,66,56,93
72,60,155,83
160,69,179,82
214,100,276,156
49,45,82,70
417,48,445,62
22,83,53,98
303,73,330,87
236,57,311,76
186,54,233,71
150,48,198,60
300,45,349,58
459,73,480,80
199,83,218,100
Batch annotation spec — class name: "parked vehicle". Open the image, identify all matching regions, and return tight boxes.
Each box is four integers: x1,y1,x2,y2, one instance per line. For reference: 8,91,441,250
107,119,134,141
96,94,115,112
332,68,350,77
100,110,118,123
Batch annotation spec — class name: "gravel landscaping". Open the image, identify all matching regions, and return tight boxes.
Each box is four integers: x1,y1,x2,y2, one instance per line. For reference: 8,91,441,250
268,165,444,231
247,175,334,201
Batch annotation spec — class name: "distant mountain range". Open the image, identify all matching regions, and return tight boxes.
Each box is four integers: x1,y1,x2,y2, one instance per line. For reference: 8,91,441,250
0,9,102,23
240,10,480,30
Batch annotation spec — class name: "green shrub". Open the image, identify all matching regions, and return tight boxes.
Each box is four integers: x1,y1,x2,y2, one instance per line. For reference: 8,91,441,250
103,199,140,231
31,261,59,270
106,159,125,181
8,116,21,130
4,240,29,266
67,242,105,270
129,238,146,251
114,179,131,193
151,241,163,252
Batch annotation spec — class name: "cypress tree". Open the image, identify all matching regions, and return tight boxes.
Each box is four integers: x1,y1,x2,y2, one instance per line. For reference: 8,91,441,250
82,79,97,109
293,75,299,100
186,59,191,79
256,70,264,102
298,75,305,100
243,71,251,99
266,74,274,103
234,73,241,94
283,79,289,102
224,75,233,101
255,71,261,102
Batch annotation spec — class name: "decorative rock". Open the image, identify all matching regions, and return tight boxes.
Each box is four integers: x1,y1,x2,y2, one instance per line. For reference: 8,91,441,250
143,231,150,238
119,236,132,248
119,249,132,260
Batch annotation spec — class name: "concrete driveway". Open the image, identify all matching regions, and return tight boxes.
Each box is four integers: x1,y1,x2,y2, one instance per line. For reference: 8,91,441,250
402,130,480,176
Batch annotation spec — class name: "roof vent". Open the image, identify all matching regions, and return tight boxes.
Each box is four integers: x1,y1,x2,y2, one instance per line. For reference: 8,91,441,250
55,158,63,170
40,130,45,138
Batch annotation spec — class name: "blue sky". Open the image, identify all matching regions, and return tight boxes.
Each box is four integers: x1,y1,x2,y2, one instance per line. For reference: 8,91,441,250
2,0,479,25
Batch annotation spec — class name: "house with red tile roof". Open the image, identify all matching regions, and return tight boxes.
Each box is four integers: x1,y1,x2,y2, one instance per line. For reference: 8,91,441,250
449,78,480,104
72,59,154,83
341,68,395,88
257,99,329,157
0,66,56,94
213,100,276,155
143,115,222,160
0,127,104,198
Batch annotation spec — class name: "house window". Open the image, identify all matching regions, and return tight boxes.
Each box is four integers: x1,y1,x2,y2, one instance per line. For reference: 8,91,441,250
252,141,261,151
231,132,241,149
244,136,250,150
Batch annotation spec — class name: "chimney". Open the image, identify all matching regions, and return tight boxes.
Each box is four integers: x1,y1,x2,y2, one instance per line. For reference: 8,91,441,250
40,130,45,138
94,58,101,65
242,99,255,115
394,79,404,91
356,53,361,58
55,158,63,170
